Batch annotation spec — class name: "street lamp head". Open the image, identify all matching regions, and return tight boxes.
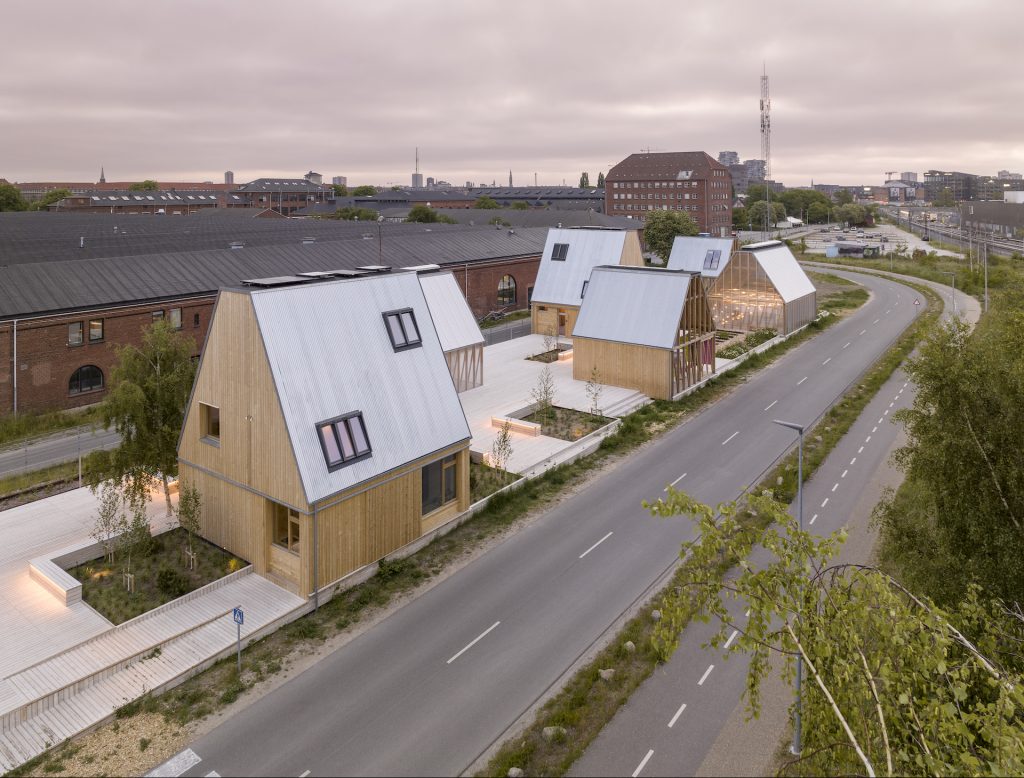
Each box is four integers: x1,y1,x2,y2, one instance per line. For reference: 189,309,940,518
773,419,805,434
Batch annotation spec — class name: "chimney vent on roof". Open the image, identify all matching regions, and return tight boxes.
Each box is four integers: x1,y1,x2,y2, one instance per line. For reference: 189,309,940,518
229,241,244,250
301,236,316,245
79,237,84,248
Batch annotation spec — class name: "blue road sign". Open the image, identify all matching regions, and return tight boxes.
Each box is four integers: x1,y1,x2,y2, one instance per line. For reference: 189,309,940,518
233,607,244,625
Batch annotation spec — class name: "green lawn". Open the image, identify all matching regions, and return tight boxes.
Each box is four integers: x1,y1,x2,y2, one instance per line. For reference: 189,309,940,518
70,528,246,624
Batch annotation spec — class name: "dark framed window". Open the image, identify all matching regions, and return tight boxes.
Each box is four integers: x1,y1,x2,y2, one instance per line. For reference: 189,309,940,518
200,402,220,442
88,319,104,342
169,308,182,330
193,312,201,328
581,280,589,298
152,310,164,321
551,242,569,261
702,249,722,270
382,308,422,351
422,453,458,515
317,412,372,470
68,322,83,346
69,365,103,395
527,286,534,304
497,274,517,306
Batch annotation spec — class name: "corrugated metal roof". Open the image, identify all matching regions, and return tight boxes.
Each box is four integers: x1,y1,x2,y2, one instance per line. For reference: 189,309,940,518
251,272,470,505
0,227,548,319
417,272,484,351
530,228,627,307
572,266,691,349
666,236,735,277
746,242,816,303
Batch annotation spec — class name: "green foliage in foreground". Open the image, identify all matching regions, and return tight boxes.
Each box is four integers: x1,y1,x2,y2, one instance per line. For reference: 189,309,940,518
877,297,1024,607
651,489,1024,776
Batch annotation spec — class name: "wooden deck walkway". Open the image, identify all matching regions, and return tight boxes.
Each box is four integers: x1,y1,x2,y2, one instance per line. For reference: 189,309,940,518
462,335,649,474
0,570,303,771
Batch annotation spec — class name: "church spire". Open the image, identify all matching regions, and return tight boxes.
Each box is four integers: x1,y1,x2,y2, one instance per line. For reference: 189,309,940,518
99,166,106,184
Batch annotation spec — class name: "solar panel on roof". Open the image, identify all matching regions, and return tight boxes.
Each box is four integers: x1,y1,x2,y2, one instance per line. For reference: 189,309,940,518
356,265,391,273
241,275,310,287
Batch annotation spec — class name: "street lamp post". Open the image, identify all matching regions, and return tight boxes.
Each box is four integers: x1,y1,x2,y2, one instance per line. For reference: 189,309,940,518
773,418,805,756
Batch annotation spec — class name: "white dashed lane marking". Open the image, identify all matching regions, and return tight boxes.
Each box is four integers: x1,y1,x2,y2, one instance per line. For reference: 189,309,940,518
633,750,655,777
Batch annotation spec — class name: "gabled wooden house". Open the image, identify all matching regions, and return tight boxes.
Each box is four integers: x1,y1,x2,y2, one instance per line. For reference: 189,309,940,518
177,271,472,597
418,271,485,392
668,237,816,335
530,227,644,337
571,266,716,400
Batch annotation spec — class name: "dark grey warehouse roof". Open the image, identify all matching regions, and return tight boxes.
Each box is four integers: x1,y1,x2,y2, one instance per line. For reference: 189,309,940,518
0,227,548,319
0,211,490,264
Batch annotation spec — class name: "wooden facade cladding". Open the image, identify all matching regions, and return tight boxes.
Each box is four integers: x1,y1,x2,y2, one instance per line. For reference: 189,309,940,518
531,305,579,337
572,338,672,398
445,344,483,393
619,231,645,267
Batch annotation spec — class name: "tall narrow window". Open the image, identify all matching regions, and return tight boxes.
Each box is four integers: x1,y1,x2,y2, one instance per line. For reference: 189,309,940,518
272,503,301,553
88,319,104,342
551,243,569,261
200,402,220,442
317,412,372,470
497,274,517,306
68,322,83,346
422,453,458,515
382,309,422,351
169,308,182,330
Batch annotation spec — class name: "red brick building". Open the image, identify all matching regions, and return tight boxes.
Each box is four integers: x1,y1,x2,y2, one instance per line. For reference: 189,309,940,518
605,152,733,236
0,227,543,416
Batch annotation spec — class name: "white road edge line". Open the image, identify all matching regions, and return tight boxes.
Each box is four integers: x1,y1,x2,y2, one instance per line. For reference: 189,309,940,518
764,400,778,411
724,629,739,649
722,431,739,445
668,702,687,728
446,621,501,665
698,664,715,686
146,748,202,778
810,514,818,525
797,376,808,385
670,472,688,487
633,749,655,777
579,531,614,559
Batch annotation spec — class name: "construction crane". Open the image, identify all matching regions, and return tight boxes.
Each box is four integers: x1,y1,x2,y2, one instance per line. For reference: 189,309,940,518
885,171,899,182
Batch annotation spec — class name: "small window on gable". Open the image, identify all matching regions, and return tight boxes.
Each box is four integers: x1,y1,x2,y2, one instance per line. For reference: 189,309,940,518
551,243,569,261
200,402,220,443
382,308,422,351
317,412,372,470
581,280,589,298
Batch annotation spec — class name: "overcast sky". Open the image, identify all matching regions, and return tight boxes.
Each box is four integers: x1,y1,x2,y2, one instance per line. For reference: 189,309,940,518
3,0,1021,188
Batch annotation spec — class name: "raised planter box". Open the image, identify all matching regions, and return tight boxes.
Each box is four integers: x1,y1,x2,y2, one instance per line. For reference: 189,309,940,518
557,349,573,362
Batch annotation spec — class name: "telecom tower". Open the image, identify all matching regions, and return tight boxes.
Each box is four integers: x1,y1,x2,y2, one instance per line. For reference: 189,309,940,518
760,66,772,237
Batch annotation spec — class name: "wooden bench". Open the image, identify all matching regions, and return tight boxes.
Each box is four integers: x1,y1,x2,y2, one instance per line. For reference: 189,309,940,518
490,416,541,437
557,348,573,362
29,558,82,606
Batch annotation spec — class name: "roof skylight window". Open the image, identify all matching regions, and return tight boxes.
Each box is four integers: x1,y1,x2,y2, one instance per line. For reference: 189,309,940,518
702,249,722,270
317,412,372,470
383,308,422,351
551,243,570,261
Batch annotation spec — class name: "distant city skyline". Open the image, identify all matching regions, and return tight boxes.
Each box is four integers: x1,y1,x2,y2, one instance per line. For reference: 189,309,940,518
3,0,1021,188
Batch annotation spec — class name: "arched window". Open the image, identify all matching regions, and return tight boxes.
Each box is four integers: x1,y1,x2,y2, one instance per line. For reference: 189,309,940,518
497,274,517,306
69,365,104,395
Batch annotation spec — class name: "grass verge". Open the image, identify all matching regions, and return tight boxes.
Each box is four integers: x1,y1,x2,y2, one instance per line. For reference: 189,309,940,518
479,275,941,777
9,280,873,777
0,407,103,449
0,461,81,499
479,310,531,330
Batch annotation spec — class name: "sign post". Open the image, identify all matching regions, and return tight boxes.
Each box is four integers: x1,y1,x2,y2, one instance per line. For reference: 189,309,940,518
232,607,244,674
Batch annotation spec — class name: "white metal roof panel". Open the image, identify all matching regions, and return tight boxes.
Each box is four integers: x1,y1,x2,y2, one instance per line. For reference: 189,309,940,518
748,242,816,303
417,272,484,352
251,272,470,504
530,228,627,307
572,266,692,349
665,236,735,277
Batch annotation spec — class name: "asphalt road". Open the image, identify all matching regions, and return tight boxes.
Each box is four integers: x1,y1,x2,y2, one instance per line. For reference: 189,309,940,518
0,426,120,478
160,270,922,778
571,269,979,778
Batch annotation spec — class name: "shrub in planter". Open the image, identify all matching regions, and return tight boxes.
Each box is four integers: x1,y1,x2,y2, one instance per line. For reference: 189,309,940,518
157,566,190,598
